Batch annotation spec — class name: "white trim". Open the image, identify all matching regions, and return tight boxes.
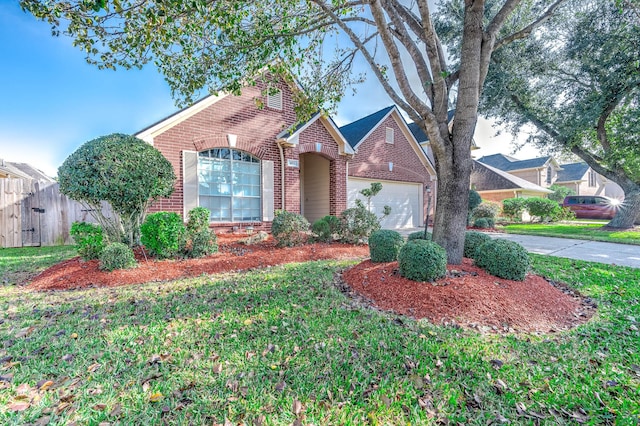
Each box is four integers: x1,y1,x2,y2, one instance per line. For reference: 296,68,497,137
277,113,355,155
350,108,395,150
135,93,228,144
385,127,394,144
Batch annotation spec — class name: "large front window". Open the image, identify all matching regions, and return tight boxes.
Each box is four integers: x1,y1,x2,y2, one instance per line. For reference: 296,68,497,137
198,149,261,221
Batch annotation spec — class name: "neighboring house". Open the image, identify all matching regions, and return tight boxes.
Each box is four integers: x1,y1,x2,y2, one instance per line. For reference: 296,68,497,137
476,154,562,188
0,159,54,182
340,106,437,228
471,160,552,202
136,77,354,232
554,162,624,199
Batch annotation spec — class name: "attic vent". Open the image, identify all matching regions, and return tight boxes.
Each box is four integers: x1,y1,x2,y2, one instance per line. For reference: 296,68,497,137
385,127,394,144
266,89,283,110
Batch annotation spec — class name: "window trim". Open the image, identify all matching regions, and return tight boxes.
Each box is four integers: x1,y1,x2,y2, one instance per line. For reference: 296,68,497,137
385,127,394,144
266,89,283,110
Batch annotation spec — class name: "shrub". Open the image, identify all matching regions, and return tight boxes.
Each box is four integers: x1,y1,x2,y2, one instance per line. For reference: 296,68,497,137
99,242,136,271
398,240,447,282
58,133,175,246
369,230,404,262
473,202,500,219
502,198,528,222
548,184,576,203
473,218,490,228
463,231,492,259
311,215,341,243
468,190,482,224
557,206,577,221
140,212,186,259
474,239,530,281
339,201,381,244
525,197,562,222
407,230,432,241
271,210,309,247
185,207,217,258
70,222,106,260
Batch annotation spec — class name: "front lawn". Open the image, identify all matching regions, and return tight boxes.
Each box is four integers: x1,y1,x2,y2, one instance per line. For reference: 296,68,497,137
1,253,639,424
501,223,640,245
0,246,77,285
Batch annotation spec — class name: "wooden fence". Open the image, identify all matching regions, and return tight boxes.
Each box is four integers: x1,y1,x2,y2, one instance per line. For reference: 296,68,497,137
0,178,112,248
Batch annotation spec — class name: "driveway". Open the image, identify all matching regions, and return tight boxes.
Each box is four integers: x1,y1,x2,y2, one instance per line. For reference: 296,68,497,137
392,228,640,268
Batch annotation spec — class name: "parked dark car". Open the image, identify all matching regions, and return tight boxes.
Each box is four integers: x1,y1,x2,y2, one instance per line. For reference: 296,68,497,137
562,195,621,219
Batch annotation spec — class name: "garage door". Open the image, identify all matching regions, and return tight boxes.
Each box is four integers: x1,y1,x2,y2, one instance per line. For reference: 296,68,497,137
347,178,423,228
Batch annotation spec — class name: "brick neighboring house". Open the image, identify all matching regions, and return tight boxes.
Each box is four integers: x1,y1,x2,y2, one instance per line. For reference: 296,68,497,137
475,153,624,202
135,79,435,231
136,77,353,232
340,106,437,228
471,160,552,203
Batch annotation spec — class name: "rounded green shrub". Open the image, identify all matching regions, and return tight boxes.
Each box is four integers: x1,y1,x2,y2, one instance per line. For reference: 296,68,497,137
473,202,500,219
140,212,186,259
368,229,404,262
339,206,380,244
271,210,309,247
398,240,447,282
311,218,332,243
502,198,528,222
473,218,490,228
407,230,432,241
463,231,492,259
99,242,136,271
70,222,106,260
185,207,217,258
474,239,530,281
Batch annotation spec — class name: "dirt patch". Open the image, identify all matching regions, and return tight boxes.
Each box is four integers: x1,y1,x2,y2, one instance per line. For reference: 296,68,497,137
28,234,594,333
342,259,595,334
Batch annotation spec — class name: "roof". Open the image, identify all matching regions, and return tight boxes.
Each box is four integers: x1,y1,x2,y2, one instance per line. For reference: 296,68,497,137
407,110,456,143
339,106,395,149
471,160,553,193
0,160,54,181
476,153,552,171
556,162,590,182
276,112,354,155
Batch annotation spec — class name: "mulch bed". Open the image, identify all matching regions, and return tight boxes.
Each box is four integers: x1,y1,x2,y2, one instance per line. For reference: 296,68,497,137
28,234,594,333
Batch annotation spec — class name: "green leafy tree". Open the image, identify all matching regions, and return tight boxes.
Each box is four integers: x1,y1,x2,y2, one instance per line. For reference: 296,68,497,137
547,184,575,203
58,134,176,246
23,0,568,263
478,0,640,228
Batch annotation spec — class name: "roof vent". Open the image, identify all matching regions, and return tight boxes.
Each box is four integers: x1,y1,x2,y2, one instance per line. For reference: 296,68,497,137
267,89,283,110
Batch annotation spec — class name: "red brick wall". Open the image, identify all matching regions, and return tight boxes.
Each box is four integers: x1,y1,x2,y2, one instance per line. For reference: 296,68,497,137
148,78,349,232
348,115,433,186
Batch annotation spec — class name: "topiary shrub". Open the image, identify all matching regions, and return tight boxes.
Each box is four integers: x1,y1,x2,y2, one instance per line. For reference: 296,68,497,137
407,231,432,241
70,222,106,260
463,231,492,259
502,198,528,222
271,210,309,247
311,215,341,243
140,212,186,259
468,189,482,224
339,201,381,244
473,217,490,228
474,239,530,281
398,240,447,282
99,242,136,271
368,230,404,262
525,197,562,222
185,207,217,258
473,202,500,219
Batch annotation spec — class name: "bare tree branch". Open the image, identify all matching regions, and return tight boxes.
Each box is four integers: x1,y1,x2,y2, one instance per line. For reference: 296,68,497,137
494,0,567,50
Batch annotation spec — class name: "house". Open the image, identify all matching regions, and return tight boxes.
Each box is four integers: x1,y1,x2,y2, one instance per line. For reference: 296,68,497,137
136,78,435,231
340,106,437,228
475,153,624,201
0,159,54,182
471,160,552,202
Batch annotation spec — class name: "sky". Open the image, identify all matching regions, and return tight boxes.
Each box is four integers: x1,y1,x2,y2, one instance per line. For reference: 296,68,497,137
0,2,540,178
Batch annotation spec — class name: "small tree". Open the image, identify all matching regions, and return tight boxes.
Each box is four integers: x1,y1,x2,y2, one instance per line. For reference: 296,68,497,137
468,190,482,225
502,198,528,222
58,134,176,246
548,184,576,203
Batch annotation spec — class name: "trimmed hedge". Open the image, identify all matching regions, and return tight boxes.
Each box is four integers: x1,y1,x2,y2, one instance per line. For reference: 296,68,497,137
272,210,309,247
70,222,106,260
398,240,447,282
185,207,218,258
474,239,530,281
140,212,186,259
99,242,136,271
407,230,432,241
464,231,492,259
369,230,404,262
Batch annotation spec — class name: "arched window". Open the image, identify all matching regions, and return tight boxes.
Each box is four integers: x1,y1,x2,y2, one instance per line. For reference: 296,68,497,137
197,149,261,221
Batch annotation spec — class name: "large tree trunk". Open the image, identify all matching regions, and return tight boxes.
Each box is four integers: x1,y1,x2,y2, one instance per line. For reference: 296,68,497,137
606,187,640,229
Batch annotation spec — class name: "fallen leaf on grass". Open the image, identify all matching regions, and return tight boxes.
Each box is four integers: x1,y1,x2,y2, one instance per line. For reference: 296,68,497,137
15,327,35,339
8,401,30,411
87,363,101,373
93,403,107,411
33,416,51,426
213,363,223,374
292,399,303,415
254,414,266,426
493,379,509,394
149,392,163,402
61,354,75,362
243,319,253,326
275,381,286,392
0,373,13,382
38,380,54,391
70,333,78,339
109,403,122,417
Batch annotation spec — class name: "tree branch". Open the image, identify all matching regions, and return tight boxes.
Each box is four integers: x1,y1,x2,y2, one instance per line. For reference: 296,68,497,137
494,0,568,51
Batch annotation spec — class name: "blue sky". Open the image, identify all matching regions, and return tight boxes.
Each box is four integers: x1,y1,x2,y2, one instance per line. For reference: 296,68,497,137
0,2,537,177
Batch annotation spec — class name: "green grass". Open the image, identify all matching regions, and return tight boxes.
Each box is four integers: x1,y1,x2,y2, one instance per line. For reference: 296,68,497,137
1,254,639,424
0,246,77,285
501,223,640,245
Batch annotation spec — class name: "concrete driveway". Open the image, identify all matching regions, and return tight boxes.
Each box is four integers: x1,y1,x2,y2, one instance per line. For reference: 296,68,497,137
392,227,640,268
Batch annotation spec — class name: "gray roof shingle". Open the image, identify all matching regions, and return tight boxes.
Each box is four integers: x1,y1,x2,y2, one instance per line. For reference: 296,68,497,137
476,153,551,171
556,162,590,182
471,160,552,193
339,106,395,148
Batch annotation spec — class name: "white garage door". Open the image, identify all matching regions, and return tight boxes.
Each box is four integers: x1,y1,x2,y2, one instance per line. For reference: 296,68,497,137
347,178,423,228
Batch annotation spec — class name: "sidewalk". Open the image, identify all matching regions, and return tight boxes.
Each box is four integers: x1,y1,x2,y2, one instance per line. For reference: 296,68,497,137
392,228,640,268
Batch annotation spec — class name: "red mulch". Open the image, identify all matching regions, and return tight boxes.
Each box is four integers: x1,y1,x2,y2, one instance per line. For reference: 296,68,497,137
28,234,594,333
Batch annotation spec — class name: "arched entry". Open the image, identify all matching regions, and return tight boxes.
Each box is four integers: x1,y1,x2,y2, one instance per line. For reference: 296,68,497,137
300,153,330,223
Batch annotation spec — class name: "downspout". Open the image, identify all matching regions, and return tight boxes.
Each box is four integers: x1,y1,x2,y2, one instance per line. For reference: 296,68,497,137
278,142,286,211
